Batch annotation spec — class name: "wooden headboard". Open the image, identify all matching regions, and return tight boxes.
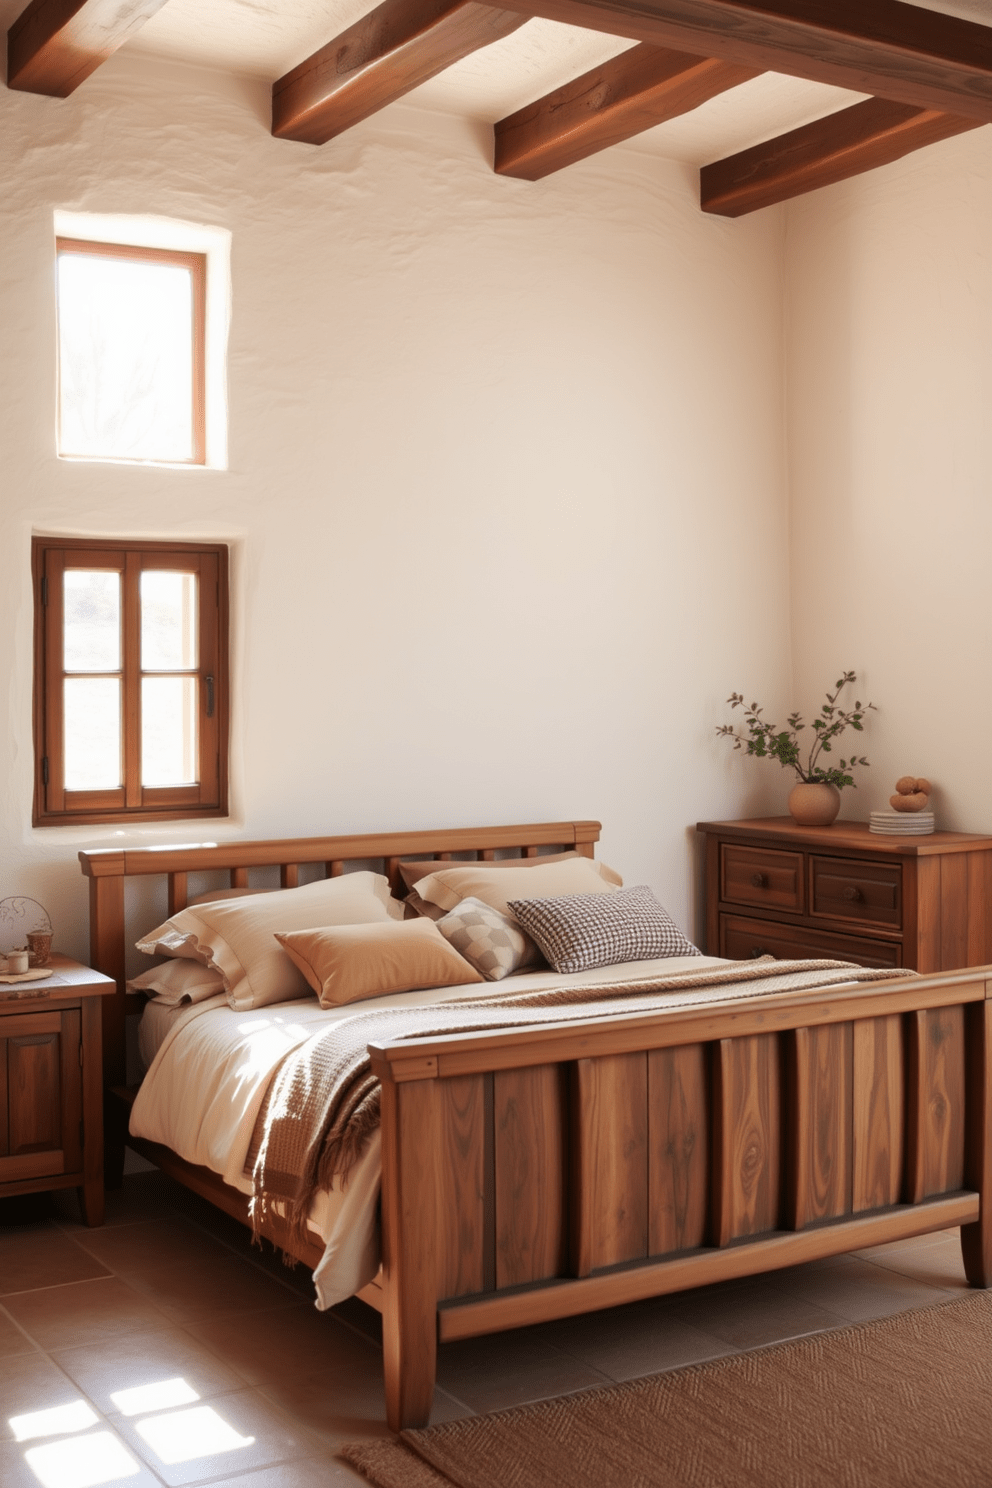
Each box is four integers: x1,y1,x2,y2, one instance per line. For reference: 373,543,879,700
78,819,602,1089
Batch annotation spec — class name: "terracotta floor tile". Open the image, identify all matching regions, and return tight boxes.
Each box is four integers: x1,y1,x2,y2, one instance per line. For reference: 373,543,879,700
436,1330,613,1414
72,1217,236,1274
114,1385,321,1486
769,1255,957,1323
533,1297,736,1380
0,1350,96,1440
51,1172,189,1229
53,1324,248,1412
0,1225,112,1295
255,1370,392,1449
3,1276,172,1351
185,1305,362,1387
206,1457,370,1486
118,1251,302,1324
662,1275,847,1350
865,1237,970,1291
0,1432,162,1488
0,1306,38,1361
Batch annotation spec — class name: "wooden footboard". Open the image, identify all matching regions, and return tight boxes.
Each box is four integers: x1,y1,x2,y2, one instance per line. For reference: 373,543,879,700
370,966,992,1429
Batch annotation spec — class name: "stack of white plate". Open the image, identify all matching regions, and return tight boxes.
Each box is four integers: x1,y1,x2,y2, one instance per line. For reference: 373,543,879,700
869,810,935,835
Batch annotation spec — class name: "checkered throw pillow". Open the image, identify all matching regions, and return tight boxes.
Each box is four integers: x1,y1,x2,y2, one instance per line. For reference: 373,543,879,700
436,897,544,981
507,885,701,975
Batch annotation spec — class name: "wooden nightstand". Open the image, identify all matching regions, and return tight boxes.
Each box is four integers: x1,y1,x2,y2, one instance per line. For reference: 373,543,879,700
697,818,992,972
0,955,115,1224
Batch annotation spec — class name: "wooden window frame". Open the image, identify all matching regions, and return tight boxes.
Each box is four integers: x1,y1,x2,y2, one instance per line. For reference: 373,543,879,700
33,537,229,827
55,238,207,467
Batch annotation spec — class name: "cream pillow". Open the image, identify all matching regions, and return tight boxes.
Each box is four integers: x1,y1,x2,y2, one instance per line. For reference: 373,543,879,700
436,897,543,981
135,872,403,1010
275,919,484,1008
398,850,621,894
415,856,622,917
127,958,226,1006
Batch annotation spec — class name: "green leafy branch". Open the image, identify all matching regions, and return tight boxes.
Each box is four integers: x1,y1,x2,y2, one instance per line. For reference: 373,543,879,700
716,671,876,790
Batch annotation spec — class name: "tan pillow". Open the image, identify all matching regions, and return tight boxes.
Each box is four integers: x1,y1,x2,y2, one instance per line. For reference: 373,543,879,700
275,919,484,1008
135,872,404,1010
398,850,620,894
415,856,622,917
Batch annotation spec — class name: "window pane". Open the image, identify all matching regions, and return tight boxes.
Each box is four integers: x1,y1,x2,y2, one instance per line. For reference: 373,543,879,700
64,570,121,672
141,570,198,671
64,678,121,789
142,676,198,786
58,252,194,463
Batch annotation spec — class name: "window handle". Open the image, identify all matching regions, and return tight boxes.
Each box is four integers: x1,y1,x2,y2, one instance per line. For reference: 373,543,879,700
205,675,215,718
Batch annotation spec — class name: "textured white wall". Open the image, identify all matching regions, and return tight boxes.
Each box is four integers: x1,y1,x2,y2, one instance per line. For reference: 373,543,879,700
786,127,992,830
0,51,792,956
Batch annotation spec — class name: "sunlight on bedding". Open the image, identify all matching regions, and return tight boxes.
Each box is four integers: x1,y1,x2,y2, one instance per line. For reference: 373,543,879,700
133,1405,255,1463
109,1376,200,1416
24,1431,142,1488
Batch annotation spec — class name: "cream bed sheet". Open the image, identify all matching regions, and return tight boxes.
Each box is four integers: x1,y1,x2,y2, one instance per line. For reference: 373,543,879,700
131,954,727,1309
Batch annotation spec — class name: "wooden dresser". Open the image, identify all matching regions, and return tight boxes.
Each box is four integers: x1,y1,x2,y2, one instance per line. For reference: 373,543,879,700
0,956,115,1224
697,817,992,972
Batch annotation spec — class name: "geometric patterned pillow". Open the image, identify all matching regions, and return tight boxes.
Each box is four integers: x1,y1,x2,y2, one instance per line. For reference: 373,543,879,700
435,897,544,981
507,885,701,975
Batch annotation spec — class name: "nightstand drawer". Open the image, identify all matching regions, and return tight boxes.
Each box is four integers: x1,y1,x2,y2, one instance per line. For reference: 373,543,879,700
811,856,901,929
720,914,901,969
721,845,804,913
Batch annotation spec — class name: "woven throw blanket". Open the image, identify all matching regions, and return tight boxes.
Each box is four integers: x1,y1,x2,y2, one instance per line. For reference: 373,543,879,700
247,957,908,1247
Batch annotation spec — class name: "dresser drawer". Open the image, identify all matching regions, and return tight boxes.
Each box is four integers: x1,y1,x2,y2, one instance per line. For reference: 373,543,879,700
810,856,902,929
720,845,804,913
720,914,902,969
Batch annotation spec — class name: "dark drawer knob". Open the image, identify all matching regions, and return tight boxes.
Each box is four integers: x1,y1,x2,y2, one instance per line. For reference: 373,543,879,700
751,873,768,889
843,886,862,903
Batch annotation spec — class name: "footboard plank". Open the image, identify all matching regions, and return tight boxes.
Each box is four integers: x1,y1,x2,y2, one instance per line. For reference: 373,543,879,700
647,1044,708,1255
852,1015,904,1212
494,1065,568,1288
437,1074,491,1299
907,1006,966,1202
572,1053,649,1275
787,1023,852,1229
713,1034,782,1245
962,998,992,1287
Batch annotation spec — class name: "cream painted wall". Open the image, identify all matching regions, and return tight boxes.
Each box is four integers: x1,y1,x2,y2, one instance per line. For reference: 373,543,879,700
0,51,792,959
786,127,992,831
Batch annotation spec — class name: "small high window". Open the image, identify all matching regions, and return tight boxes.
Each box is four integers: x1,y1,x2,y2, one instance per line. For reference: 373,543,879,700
33,538,229,826
56,239,206,466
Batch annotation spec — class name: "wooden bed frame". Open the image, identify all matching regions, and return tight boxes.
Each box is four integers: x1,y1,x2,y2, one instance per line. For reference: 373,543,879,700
80,819,992,1431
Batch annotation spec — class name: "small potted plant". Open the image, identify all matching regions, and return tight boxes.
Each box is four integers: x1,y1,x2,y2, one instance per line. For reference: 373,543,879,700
717,671,875,826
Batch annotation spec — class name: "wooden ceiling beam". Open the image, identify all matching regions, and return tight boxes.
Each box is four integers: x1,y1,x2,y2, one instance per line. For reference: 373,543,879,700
492,0,992,123
495,44,758,180
272,0,528,145
7,0,169,97
701,96,982,217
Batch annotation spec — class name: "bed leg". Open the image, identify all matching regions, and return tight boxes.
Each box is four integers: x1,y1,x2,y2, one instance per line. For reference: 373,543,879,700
379,1077,440,1430
103,1094,127,1191
962,999,992,1288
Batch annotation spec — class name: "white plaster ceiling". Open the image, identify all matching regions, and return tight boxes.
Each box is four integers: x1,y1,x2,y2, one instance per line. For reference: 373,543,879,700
3,0,990,165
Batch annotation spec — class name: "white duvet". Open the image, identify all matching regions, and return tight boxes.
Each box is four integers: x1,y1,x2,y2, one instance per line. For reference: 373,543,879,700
131,953,726,1308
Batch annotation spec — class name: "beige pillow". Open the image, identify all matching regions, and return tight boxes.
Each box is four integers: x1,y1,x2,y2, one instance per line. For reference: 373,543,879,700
398,850,620,894
436,897,543,981
415,856,622,917
275,919,484,1008
135,872,403,1010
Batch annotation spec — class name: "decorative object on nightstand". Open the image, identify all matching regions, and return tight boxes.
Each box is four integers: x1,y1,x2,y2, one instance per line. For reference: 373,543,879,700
716,671,875,827
697,817,992,971
0,956,115,1225
870,776,935,836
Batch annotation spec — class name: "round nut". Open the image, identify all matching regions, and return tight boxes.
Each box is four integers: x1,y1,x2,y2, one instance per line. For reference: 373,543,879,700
915,778,932,796
895,776,918,795
890,792,929,813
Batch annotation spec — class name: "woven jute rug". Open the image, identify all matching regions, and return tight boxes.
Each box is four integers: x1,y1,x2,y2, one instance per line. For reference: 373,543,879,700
341,1290,992,1488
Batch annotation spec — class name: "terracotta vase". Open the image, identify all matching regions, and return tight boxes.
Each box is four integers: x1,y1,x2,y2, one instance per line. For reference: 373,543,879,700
788,782,841,827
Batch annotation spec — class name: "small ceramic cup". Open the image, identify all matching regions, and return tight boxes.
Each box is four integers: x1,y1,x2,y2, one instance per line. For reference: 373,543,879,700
27,931,53,968
6,949,29,974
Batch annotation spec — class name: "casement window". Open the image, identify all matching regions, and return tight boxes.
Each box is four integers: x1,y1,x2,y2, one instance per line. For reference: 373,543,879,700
33,538,229,826
56,238,206,466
